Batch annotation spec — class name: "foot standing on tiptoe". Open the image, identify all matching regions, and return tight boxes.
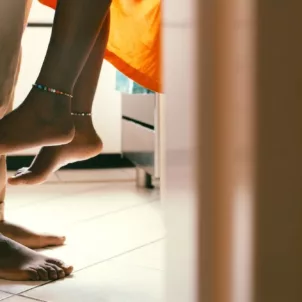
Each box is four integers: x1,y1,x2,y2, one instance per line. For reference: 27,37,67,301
10,9,110,185
0,0,112,155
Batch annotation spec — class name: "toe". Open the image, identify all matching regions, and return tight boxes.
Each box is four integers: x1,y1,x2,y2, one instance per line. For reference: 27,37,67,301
37,266,49,281
47,263,65,279
45,265,58,280
8,170,35,185
46,259,73,276
26,268,40,281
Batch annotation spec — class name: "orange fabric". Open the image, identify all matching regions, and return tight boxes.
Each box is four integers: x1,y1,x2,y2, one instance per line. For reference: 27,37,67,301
39,0,162,92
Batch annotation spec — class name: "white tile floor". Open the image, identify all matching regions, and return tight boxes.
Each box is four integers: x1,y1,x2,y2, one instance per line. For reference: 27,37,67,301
0,169,165,302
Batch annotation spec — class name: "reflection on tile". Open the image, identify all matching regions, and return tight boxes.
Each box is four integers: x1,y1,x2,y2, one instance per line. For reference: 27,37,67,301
5,183,100,211
5,183,152,233
115,241,165,271
42,201,164,270
56,169,133,182
24,261,163,302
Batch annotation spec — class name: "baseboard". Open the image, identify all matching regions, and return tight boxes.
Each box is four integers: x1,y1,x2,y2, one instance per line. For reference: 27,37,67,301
6,154,134,171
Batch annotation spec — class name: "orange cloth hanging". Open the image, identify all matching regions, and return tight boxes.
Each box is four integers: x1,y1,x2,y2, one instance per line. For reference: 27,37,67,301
39,0,162,92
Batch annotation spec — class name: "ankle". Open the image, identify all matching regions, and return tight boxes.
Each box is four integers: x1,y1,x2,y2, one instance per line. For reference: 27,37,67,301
28,88,73,118
36,75,75,95
73,114,94,128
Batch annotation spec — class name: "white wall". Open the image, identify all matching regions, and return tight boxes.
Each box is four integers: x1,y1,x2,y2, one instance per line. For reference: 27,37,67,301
28,0,54,23
163,0,198,302
14,1,121,155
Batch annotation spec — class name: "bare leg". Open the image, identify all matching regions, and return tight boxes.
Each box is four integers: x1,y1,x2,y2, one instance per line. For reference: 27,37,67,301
9,13,110,185
0,0,112,154
0,2,65,248
0,0,73,281
0,0,29,116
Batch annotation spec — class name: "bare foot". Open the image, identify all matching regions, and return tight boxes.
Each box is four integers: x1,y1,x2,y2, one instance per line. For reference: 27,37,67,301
0,234,73,281
0,88,75,155
9,116,103,185
0,221,65,249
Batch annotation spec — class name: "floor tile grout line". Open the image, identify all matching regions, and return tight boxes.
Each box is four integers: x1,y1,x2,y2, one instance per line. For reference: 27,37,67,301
54,179,135,184
0,291,19,296
17,238,165,297
7,181,149,216
42,178,134,184
0,290,17,294
6,282,51,297
63,197,160,229
9,170,135,185
0,292,47,302
19,294,47,302
6,186,100,211
73,237,165,273
52,170,135,183
8,197,159,229
0,294,12,302
43,199,160,251
7,182,137,212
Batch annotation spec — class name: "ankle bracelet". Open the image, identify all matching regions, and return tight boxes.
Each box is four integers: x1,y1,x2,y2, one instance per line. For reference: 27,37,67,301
33,83,73,98
71,112,92,116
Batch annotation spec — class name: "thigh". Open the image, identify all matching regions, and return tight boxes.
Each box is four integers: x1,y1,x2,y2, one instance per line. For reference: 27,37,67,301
0,0,32,117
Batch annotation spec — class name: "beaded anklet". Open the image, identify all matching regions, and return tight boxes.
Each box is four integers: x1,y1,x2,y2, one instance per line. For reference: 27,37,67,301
33,84,91,116
71,112,92,117
33,83,73,98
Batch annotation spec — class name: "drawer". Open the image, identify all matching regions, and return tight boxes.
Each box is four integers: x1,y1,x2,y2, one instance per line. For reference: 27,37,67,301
122,120,155,175
122,93,155,126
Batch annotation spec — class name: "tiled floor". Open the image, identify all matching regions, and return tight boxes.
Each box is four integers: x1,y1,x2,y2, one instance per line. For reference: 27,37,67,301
1,169,165,302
